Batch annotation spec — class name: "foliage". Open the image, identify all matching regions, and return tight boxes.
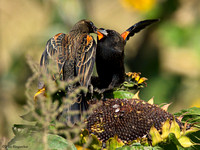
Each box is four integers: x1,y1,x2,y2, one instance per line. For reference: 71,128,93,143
174,107,200,128
7,57,89,150
7,58,200,149
2,0,200,143
8,133,76,150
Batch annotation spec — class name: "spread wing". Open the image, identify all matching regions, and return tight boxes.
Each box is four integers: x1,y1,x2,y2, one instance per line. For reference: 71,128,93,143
76,35,96,87
39,33,68,88
121,19,159,42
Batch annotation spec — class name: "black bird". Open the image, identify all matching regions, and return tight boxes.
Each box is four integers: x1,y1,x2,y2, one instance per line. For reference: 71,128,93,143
95,19,159,93
35,19,99,122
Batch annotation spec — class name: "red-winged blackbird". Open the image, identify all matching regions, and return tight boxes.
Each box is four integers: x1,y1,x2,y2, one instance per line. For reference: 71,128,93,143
95,19,159,93
36,20,99,123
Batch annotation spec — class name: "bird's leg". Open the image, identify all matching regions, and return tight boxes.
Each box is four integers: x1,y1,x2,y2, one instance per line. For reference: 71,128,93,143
99,74,120,93
90,76,104,98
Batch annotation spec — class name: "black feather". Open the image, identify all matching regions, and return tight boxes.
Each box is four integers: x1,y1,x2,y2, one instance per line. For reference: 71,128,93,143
124,19,159,41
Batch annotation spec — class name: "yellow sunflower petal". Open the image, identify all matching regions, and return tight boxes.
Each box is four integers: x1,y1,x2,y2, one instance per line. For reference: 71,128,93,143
161,119,170,139
178,136,194,148
169,119,181,139
149,125,162,146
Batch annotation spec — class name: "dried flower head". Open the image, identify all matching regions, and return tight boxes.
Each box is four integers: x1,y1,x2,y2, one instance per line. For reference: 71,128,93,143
86,98,183,143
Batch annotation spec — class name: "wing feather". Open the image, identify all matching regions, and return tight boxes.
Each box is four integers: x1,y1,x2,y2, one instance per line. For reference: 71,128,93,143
40,33,68,76
76,35,96,87
121,19,159,42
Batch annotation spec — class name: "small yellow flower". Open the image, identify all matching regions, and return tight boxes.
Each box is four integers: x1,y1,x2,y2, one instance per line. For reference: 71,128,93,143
120,0,156,12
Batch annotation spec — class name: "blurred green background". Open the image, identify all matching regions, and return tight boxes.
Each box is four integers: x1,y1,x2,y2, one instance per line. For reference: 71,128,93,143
1,0,200,141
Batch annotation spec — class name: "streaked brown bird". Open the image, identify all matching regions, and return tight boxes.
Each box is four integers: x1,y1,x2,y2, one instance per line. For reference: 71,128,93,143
95,19,159,93
36,19,98,123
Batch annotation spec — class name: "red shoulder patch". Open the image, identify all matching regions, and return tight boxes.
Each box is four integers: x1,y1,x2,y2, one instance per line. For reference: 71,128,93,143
121,31,130,41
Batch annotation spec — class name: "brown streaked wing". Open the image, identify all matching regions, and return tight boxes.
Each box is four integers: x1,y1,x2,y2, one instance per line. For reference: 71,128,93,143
40,33,69,76
76,35,96,87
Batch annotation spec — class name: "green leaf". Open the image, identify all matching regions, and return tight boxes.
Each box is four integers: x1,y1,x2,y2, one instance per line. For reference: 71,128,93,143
79,130,102,150
90,134,102,150
12,124,39,136
106,136,124,150
48,134,76,150
186,130,200,150
123,81,135,88
168,133,185,150
174,107,200,116
8,133,76,150
113,90,135,99
174,107,200,127
178,136,194,148
116,143,162,150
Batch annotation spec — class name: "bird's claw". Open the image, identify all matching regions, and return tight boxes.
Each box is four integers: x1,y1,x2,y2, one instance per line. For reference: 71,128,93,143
94,88,105,99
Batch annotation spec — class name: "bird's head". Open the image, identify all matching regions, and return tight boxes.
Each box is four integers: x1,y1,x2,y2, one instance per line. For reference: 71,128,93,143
72,19,98,33
97,28,125,51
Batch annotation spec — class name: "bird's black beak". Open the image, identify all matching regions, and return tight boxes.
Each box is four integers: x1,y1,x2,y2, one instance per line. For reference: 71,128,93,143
97,28,108,40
